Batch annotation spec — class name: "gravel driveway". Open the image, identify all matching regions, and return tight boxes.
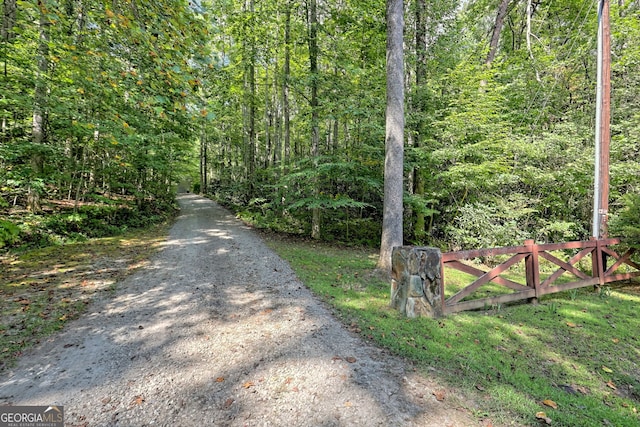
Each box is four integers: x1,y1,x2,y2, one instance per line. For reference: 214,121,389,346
0,194,478,426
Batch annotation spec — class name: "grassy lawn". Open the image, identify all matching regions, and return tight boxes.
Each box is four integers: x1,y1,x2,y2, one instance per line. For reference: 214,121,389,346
0,223,170,371
263,235,640,427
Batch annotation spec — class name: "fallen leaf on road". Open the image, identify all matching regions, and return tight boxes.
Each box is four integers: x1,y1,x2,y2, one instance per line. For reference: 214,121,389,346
131,395,144,406
542,399,558,409
535,412,552,424
345,356,357,363
574,384,589,395
215,377,225,382
243,381,254,389
433,390,446,402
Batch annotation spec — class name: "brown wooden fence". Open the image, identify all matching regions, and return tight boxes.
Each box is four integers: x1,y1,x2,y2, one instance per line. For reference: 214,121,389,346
440,238,640,315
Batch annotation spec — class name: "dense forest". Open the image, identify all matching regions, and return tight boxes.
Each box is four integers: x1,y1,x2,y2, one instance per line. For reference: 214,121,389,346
1,0,639,252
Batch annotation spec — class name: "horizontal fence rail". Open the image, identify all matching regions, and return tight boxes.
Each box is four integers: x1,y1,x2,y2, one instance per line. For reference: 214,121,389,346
441,238,640,315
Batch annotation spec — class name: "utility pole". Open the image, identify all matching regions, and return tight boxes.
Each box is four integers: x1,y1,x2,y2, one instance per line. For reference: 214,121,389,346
592,0,610,239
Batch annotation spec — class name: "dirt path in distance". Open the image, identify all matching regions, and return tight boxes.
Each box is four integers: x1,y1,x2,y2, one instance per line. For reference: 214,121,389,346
0,194,480,426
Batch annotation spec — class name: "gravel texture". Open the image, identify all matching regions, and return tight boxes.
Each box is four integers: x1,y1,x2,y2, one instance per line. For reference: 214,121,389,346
0,194,479,426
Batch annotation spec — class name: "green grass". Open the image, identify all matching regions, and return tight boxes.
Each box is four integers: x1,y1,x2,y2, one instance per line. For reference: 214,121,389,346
0,222,170,370
263,235,640,427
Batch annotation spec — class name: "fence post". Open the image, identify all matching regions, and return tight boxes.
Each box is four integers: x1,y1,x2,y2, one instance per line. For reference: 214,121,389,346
391,246,443,318
593,238,605,287
524,239,540,303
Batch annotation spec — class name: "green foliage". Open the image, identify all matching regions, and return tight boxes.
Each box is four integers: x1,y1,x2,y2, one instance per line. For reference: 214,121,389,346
213,152,384,244
1,0,208,222
445,202,530,250
3,198,177,250
4,0,639,252
288,195,372,211
609,194,640,248
0,220,20,248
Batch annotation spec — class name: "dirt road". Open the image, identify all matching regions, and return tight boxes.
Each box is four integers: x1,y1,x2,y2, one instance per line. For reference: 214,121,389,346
0,194,478,426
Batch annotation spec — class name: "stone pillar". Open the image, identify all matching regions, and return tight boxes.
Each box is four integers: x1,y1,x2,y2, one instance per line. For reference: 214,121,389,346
391,246,443,318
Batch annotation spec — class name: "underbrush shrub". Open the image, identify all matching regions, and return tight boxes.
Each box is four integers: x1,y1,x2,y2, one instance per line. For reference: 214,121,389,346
609,193,640,250
236,208,309,236
322,217,380,246
4,197,178,250
0,220,20,247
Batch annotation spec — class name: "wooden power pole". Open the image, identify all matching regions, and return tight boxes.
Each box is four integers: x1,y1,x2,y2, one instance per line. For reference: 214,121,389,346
593,0,611,239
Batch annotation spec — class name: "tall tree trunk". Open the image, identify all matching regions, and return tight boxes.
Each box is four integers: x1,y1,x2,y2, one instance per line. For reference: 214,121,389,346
243,0,256,196
282,2,291,168
308,0,321,240
1,0,16,42
264,62,271,169
526,0,541,82
486,0,510,66
378,0,405,273
200,128,207,194
32,0,49,173
0,0,14,142
273,68,281,166
2,0,16,77
28,0,50,212
412,0,427,241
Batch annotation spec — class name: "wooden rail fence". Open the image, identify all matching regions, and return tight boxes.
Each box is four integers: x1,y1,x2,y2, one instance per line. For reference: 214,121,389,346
441,238,640,315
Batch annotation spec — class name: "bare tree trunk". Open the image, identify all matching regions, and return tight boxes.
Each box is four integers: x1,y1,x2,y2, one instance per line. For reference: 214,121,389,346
27,0,50,212
264,62,272,168
412,0,427,240
283,2,291,168
243,0,256,196
526,0,542,82
486,0,510,66
273,68,281,166
308,0,321,240
32,0,49,173
378,0,405,273
200,128,207,194
2,0,16,79
1,0,16,41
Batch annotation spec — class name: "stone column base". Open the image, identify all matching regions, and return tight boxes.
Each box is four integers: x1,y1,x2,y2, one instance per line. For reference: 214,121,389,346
391,247,443,318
